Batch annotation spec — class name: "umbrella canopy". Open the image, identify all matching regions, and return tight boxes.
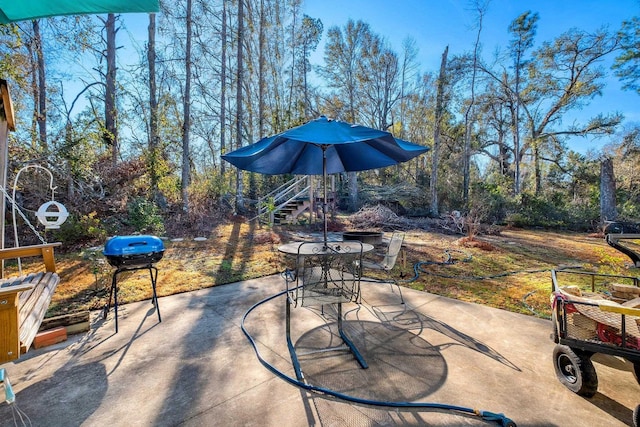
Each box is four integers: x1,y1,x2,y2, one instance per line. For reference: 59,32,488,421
222,116,428,176
222,116,429,243
0,0,159,23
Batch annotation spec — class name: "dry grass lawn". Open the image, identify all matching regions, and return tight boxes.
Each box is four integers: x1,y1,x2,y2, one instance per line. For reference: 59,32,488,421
10,220,634,321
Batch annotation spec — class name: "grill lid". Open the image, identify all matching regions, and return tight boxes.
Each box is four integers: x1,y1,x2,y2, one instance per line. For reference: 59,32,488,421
103,235,165,257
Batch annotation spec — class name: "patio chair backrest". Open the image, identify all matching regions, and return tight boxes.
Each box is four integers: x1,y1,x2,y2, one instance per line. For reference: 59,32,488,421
294,242,363,307
380,232,405,270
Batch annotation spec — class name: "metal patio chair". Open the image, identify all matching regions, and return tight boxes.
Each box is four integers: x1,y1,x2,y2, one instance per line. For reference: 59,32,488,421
362,231,405,304
285,241,367,380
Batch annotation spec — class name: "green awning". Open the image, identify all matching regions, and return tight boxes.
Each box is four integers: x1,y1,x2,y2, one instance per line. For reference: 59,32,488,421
0,0,159,24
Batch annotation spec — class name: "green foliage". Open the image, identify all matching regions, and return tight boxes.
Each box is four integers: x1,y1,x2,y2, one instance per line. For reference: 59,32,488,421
614,16,640,95
505,192,564,228
157,173,181,205
79,246,109,289
126,197,165,235
55,125,104,184
501,190,599,231
503,212,530,228
53,212,108,245
619,199,640,220
186,172,234,217
469,182,509,224
259,196,277,226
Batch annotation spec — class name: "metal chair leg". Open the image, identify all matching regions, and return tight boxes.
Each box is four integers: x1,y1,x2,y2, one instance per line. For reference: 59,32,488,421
149,266,161,323
389,277,405,304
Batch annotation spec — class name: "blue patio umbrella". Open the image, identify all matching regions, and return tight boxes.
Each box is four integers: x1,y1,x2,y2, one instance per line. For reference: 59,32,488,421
222,116,429,243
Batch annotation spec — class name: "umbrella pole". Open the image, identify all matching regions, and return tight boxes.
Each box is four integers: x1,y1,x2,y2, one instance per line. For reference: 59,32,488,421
323,147,328,245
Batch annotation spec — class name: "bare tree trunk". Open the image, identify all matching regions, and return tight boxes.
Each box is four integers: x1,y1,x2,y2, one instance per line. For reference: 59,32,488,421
235,0,245,213
26,39,37,151
287,2,297,116
182,0,193,213
504,70,520,190
105,14,118,164
303,43,309,119
346,109,358,212
430,46,448,217
347,172,358,212
600,157,617,222
258,0,265,138
32,20,47,153
508,12,539,196
513,94,521,195
534,141,541,194
463,2,486,207
148,13,160,202
398,39,418,140
220,0,227,175
499,131,509,176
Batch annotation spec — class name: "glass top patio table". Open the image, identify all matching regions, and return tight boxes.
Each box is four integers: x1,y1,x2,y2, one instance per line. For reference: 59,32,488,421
280,240,372,375
278,241,374,255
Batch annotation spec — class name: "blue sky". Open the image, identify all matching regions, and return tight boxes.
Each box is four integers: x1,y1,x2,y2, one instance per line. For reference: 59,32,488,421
116,0,639,155
299,0,640,154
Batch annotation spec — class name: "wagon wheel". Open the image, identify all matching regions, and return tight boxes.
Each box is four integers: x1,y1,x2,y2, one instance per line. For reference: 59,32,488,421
552,344,598,397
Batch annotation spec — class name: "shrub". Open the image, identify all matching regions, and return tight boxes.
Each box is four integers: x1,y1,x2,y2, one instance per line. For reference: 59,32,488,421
259,196,277,226
619,199,640,220
126,197,165,235
53,212,108,246
470,182,509,224
504,192,564,228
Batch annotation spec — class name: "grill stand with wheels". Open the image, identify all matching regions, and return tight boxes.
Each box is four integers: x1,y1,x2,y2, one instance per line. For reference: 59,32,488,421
104,263,161,333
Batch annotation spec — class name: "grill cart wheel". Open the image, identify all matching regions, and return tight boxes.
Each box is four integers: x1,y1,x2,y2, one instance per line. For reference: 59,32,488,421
634,404,640,427
553,344,598,397
633,362,640,386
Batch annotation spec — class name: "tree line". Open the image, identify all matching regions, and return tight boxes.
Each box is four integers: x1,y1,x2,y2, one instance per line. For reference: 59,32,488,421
0,0,639,242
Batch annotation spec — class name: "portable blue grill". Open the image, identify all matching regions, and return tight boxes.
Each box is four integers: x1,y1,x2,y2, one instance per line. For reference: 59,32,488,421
103,235,164,332
103,235,165,267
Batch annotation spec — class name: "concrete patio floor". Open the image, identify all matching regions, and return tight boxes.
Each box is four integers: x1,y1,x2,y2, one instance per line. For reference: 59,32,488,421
1,274,639,426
